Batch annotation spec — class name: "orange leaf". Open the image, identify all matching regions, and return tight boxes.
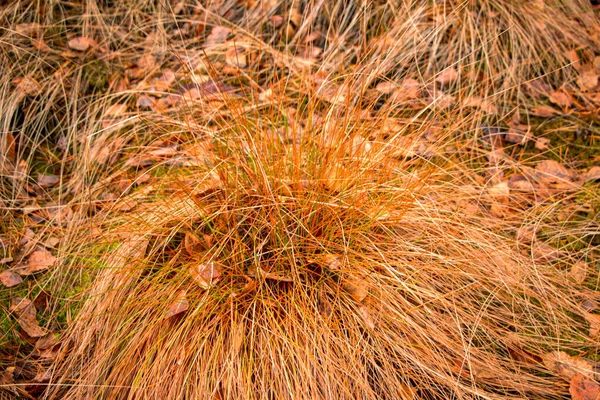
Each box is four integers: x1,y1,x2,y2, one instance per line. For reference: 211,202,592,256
67,36,97,51
435,67,458,85
570,374,600,400
165,290,189,319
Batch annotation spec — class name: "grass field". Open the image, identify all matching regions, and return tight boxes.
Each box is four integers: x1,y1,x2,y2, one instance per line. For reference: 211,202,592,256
1,0,600,398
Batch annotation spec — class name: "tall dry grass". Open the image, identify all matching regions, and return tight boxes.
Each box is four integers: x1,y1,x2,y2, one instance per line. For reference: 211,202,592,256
0,0,598,399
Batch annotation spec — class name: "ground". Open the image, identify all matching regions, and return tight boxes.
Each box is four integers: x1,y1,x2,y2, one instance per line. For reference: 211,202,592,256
1,1,600,399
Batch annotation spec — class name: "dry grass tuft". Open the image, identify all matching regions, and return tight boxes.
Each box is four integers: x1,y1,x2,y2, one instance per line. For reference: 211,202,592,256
45,94,593,399
1,0,598,399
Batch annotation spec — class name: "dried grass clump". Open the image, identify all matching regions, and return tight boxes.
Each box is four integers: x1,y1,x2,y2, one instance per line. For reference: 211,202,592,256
44,95,591,399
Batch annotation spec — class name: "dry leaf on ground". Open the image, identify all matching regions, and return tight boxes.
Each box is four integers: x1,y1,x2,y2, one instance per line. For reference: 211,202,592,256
165,290,189,319
548,91,573,108
104,104,128,118
543,351,600,381
435,67,458,85
190,261,222,289
205,26,230,48
14,248,57,275
529,105,558,117
584,313,600,338
359,305,375,330
569,261,588,284
577,70,599,91
535,160,576,184
0,270,23,287
570,374,600,400
67,36,97,51
37,174,59,188
10,297,49,337
581,166,600,182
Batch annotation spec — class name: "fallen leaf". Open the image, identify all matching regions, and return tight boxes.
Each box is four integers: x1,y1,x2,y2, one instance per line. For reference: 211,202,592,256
543,351,600,381
10,297,49,337
548,91,573,108
205,26,230,48
321,254,342,271
14,248,57,275
103,103,128,118
359,305,375,330
505,335,542,366
532,241,563,262
504,125,532,145
529,105,558,117
462,96,497,114
67,36,97,51
343,275,368,302
13,76,42,96
190,261,222,289
569,261,588,284
225,45,247,68
375,81,398,94
436,67,458,85
137,95,155,109
165,290,188,319
581,166,600,182
535,160,576,184
137,53,157,70
517,225,537,244
571,374,600,400
37,174,59,188
0,270,23,287
585,313,600,338
535,137,550,150
269,15,283,28
389,81,421,103
35,333,58,350
259,267,293,282
583,300,598,313
577,70,599,91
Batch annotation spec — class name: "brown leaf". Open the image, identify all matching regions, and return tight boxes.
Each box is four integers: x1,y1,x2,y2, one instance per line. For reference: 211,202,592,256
569,261,588,284
190,261,222,289
37,174,59,188
343,275,368,302
505,337,542,366
543,351,600,381
535,160,576,184
14,248,57,275
35,333,58,350
581,166,600,183
577,70,599,91
13,76,42,97
259,267,293,282
548,91,573,108
103,103,128,118
529,105,558,117
517,225,537,244
571,374,600,400
10,297,49,337
0,270,23,287
435,67,458,85
205,26,230,48
375,81,397,94
165,290,189,319
532,241,563,262
359,305,375,330
462,96,497,114
321,254,342,271
225,45,247,68
585,312,600,338
534,137,550,150
67,36,97,51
